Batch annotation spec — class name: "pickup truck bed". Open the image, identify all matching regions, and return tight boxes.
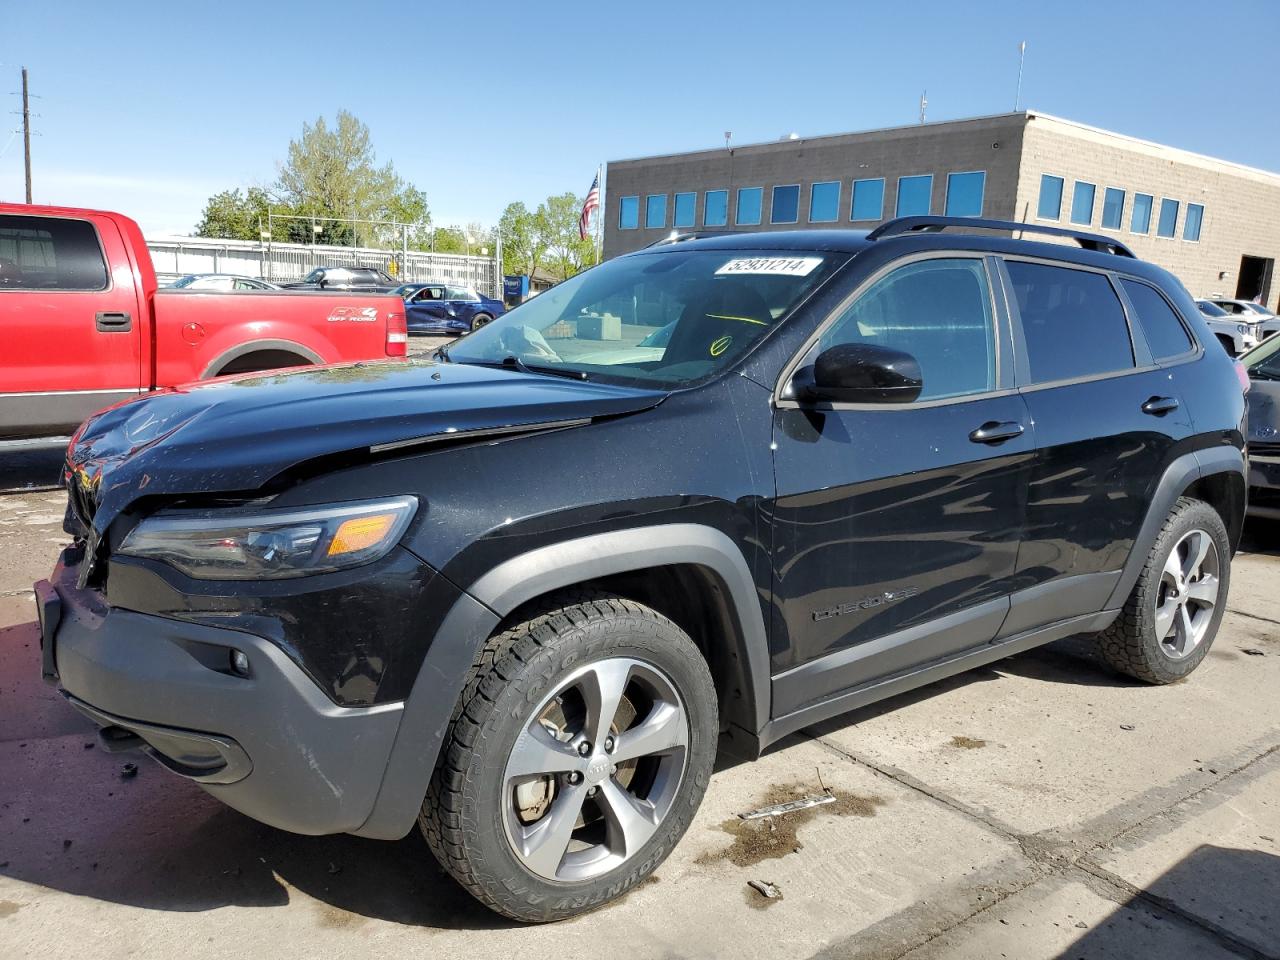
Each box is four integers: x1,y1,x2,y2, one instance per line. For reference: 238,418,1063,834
1,204,406,439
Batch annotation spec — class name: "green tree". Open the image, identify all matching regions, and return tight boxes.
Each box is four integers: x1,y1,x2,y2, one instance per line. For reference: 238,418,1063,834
538,192,595,280
195,187,276,241
194,111,431,248
496,201,542,277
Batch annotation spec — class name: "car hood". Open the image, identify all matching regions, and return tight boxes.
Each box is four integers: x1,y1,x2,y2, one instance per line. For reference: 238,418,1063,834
67,358,665,536
1248,378,1280,447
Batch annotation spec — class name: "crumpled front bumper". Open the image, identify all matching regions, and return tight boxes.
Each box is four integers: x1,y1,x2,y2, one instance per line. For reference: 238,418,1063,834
36,548,405,836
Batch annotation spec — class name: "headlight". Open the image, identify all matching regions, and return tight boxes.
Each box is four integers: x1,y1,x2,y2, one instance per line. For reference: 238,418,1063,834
117,496,417,580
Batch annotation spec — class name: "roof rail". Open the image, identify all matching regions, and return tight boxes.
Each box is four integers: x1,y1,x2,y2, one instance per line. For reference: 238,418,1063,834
866,216,1136,258
644,229,740,248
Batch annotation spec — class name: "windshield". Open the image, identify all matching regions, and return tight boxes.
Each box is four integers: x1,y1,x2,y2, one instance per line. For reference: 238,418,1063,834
1242,301,1275,316
1197,300,1229,318
1243,335,1280,380
446,249,842,387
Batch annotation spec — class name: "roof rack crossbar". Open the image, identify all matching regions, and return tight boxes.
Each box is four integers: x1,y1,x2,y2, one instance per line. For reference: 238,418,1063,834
866,216,1136,258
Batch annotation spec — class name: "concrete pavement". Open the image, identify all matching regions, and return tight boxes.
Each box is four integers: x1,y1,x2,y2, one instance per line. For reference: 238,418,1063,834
1,472,1277,958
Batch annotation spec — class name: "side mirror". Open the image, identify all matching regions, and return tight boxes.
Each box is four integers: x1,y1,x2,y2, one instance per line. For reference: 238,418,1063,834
798,343,923,404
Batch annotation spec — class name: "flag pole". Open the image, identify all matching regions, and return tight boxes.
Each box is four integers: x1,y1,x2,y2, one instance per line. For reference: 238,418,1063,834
594,163,604,266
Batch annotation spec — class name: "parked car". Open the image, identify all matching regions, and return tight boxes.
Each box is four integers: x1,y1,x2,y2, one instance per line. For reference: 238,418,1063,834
283,265,399,292
36,216,1246,922
169,274,280,291
1205,297,1277,320
390,282,428,300
404,282,504,334
1238,335,1280,519
0,204,407,438
1196,299,1262,355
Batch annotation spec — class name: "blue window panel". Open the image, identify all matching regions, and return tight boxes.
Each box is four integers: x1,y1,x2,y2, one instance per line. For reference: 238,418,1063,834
1131,193,1153,234
703,189,728,227
809,181,840,222
850,178,885,220
1038,174,1064,220
771,184,800,224
1184,203,1204,242
673,192,696,228
1070,182,1096,225
736,187,763,225
945,171,985,218
619,196,639,230
1101,187,1125,229
1157,199,1179,238
896,175,933,217
645,194,667,229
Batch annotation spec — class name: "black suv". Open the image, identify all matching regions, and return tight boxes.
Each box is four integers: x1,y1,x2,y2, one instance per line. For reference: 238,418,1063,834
35,216,1247,922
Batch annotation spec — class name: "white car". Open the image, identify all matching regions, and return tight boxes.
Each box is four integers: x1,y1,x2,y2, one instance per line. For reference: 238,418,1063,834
169,274,280,291
1196,299,1277,355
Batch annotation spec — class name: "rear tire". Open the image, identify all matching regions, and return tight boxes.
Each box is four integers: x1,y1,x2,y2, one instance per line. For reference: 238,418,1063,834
419,592,717,922
470,312,493,332
1095,497,1230,684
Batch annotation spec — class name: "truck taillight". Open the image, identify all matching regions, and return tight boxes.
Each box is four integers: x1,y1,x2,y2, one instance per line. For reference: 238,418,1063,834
386,312,407,358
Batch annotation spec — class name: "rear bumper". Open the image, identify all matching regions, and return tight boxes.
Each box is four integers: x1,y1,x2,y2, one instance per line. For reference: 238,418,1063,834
38,550,404,835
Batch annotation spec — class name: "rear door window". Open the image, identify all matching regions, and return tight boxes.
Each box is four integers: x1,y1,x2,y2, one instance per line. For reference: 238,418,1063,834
1005,260,1134,384
1120,279,1193,360
0,215,108,291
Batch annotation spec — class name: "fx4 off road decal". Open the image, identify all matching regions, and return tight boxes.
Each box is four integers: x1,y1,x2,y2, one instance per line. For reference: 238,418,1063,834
812,586,919,622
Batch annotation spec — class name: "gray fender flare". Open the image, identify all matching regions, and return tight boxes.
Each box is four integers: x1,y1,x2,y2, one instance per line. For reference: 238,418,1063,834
1104,445,1246,610
354,523,771,840
201,339,324,378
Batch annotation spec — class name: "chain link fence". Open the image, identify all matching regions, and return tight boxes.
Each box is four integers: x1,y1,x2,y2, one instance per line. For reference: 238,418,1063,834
145,236,501,297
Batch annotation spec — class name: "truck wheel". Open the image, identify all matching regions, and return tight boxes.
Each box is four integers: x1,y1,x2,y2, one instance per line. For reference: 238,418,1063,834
1095,497,1230,684
420,592,717,922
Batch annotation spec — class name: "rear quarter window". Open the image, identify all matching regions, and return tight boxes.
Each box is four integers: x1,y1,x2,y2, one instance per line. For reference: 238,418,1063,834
1006,260,1134,384
1120,278,1194,360
0,214,109,291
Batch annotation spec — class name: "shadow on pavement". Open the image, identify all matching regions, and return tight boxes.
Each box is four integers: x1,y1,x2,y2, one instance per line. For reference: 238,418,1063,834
0,619,513,931
0,440,66,493
1061,845,1280,958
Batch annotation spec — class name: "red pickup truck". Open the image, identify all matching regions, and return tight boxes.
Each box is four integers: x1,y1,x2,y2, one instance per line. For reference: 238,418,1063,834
0,204,408,439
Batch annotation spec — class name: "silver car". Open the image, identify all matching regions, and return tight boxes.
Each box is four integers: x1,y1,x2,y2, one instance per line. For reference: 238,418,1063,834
169,274,279,291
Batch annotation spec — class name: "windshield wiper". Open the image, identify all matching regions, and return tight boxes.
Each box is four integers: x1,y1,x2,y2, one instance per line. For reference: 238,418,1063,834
462,355,589,381
432,344,452,362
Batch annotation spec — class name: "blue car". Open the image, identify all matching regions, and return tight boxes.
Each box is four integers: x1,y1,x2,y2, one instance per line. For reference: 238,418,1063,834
401,283,505,335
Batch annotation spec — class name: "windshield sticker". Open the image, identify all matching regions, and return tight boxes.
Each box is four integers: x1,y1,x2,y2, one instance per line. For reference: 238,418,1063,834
715,256,822,277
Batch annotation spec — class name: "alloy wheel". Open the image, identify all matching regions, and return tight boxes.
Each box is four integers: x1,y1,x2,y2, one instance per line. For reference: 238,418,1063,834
501,657,689,882
1154,528,1220,659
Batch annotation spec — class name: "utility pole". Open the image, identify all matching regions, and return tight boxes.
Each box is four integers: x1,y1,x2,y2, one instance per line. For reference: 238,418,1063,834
22,67,32,203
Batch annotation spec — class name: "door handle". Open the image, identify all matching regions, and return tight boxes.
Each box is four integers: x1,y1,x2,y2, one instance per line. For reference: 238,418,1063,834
969,420,1025,444
95,311,132,333
1141,396,1180,416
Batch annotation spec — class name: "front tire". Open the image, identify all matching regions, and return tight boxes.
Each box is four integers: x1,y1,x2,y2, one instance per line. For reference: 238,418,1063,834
1095,497,1230,683
420,593,717,922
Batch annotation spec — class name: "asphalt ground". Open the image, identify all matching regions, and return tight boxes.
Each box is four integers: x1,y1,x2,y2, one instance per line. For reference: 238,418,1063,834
1,345,1277,958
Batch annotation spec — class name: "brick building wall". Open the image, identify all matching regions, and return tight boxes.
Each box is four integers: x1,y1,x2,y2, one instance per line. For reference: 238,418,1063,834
603,111,1280,311
1015,115,1280,309
603,114,1026,257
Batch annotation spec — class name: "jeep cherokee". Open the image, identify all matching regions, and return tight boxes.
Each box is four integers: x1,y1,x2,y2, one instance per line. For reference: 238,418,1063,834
34,216,1248,922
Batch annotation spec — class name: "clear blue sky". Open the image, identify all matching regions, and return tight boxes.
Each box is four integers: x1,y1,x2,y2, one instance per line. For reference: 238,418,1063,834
3,0,1277,235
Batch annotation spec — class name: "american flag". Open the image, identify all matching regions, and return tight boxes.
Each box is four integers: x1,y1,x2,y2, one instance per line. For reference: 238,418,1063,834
579,172,600,241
